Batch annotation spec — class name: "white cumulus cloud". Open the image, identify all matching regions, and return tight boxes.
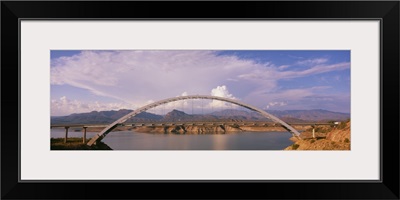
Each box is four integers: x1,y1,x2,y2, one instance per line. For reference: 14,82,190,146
209,85,238,109
51,51,350,114
210,85,236,99
51,50,257,107
265,101,288,109
51,96,133,116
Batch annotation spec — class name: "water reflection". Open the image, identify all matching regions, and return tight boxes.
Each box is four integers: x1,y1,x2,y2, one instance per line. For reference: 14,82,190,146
212,134,228,150
50,129,293,150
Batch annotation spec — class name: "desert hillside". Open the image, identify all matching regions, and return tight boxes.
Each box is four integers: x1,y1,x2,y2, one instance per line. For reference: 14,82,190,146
285,121,350,150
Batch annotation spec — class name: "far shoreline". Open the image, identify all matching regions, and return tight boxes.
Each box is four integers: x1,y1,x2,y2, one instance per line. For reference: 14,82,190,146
61,124,312,134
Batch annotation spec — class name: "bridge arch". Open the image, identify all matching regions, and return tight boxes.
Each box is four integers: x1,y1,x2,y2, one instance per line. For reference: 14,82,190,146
87,95,301,146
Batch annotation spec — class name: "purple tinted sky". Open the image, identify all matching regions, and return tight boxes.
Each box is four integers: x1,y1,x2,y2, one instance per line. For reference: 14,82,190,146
51,50,350,116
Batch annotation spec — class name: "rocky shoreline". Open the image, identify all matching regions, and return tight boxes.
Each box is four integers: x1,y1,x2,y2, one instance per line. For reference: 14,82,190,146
132,125,290,134
285,121,351,150
83,124,311,134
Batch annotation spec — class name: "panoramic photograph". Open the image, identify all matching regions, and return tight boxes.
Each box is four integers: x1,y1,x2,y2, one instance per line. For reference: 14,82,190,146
50,50,350,150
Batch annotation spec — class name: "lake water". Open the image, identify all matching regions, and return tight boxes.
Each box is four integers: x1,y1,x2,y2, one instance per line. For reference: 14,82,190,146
51,128,294,150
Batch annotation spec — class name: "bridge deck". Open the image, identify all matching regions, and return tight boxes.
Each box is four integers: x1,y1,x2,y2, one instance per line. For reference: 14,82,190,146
51,122,332,128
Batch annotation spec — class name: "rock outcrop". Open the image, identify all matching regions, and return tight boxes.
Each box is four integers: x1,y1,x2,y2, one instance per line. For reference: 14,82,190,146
134,125,243,134
326,122,351,143
131,124,301,134
285,121,350,150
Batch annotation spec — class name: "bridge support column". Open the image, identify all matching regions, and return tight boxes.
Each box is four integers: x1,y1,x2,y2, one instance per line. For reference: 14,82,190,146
83,127,87,144
64,127,69,143
312,126,315,138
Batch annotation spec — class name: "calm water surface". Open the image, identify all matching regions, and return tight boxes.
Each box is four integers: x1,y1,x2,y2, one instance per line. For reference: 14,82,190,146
51,128,293,150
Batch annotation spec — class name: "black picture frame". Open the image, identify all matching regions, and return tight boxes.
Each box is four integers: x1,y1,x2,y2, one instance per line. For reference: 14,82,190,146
2,1,399,199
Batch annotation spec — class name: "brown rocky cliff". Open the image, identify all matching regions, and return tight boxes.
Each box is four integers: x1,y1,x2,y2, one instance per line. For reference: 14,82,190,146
134,125,240,134
132,124,296,134
326,122,351,143
285,121,351,150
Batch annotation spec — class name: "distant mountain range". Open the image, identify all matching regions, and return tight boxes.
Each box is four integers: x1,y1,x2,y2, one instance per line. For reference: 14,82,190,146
51,109,350,124
51,109,162,124
267,109,350,122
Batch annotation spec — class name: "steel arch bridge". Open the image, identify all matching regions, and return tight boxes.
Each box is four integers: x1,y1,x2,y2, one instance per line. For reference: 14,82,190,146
87,95,301,146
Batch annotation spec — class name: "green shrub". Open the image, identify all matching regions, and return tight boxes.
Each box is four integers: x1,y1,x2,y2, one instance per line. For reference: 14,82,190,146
292,144,300,150
311,126,333,133
310,139,315,143
337,122,347,129
231,124,240,128
344,138,350,143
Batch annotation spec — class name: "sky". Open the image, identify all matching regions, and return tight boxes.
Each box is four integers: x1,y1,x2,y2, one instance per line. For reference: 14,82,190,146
50,50,350,116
